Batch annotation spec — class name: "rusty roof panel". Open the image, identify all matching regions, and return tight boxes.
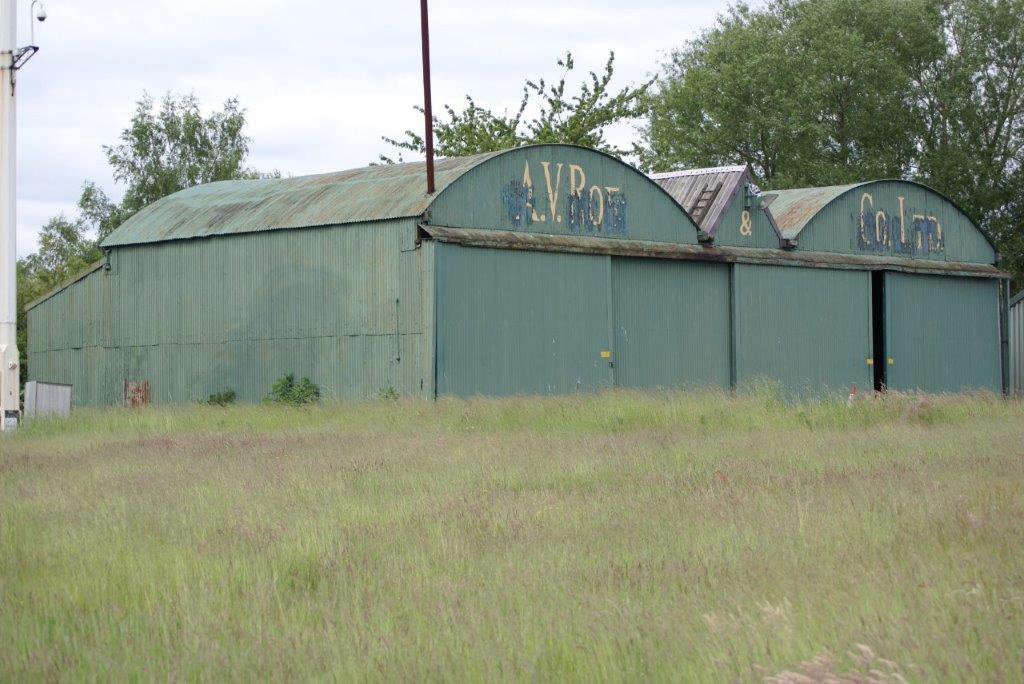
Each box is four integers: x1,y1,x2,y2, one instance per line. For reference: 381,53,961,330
761,184,861,239
650,165,750,234
101,151,503,248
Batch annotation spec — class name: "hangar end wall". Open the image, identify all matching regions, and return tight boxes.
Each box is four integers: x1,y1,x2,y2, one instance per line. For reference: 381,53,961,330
28,219,430,406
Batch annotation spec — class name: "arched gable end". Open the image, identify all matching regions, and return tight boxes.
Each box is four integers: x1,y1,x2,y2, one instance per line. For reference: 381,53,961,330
795,180,996,264
428,145,700,245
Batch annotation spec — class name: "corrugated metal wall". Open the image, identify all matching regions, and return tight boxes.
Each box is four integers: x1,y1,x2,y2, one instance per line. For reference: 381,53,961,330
28,219,429,406
612,258,730,389
733,265,873,396
884,273,1001,393
1011,293,1023,395
28,223,1008,405
26,267,122,406
434,245,613,396
435,246,733,397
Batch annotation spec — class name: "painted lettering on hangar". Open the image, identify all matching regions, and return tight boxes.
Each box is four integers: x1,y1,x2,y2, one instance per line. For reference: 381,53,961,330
857,192,944,255
501,161,629,235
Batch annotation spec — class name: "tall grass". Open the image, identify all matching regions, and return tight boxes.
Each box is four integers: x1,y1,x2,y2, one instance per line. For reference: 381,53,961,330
2,390,1022,680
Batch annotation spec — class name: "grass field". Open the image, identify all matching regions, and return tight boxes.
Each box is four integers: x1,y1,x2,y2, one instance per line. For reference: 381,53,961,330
2,390,1023,680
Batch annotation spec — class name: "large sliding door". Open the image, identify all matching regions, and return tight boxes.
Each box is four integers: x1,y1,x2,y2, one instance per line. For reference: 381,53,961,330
435,244,612,396
611,258,730,390
883,273,1000,393
434,245,735,397
733,265,873,396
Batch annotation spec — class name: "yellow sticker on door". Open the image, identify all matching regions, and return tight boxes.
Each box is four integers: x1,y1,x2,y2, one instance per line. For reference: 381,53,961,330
600,350,612,359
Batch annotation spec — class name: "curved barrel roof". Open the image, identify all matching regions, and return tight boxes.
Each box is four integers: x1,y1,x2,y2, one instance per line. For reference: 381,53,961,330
764,179,997,264
763,183,860,240
101,151,502,247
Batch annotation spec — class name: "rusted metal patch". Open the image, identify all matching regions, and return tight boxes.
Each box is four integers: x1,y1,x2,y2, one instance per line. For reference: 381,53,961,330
124,380,150,408
763,184,858,239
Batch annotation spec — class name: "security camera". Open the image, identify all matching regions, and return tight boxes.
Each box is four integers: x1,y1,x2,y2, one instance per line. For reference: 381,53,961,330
32,1,46,22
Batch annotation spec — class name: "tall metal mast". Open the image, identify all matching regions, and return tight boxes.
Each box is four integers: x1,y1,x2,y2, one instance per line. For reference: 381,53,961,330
419,0,435,195
0,0,20,432
1,0,43,432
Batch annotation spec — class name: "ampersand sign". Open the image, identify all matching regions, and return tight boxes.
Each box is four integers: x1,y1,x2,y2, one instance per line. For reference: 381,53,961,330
740,210,753,236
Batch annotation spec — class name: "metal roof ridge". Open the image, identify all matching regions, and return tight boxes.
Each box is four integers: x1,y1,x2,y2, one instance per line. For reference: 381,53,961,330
648,165,748,179
763,182,863,196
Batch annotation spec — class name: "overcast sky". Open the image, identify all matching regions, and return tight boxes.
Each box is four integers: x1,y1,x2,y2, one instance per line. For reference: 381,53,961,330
14,0,729,256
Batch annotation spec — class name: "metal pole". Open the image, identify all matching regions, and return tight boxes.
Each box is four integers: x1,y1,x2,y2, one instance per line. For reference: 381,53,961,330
419,0,435,195
0,0,18,432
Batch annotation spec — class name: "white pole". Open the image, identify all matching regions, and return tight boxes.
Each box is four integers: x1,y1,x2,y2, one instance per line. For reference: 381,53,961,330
0,0,19,432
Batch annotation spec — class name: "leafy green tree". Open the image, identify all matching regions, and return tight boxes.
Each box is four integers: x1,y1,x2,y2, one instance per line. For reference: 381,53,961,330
80,93,263,241
23,215,100,276
641,0,1024,288
382,52,650,161
641,0,941,185
912,0,1024,286
640,4,804,182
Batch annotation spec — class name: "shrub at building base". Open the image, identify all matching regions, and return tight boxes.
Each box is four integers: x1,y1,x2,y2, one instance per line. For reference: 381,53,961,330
267,374,320,406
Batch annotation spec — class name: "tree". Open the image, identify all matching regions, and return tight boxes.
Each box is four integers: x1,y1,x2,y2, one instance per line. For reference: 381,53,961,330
641,0,1024,288
912,0,1024,285
382,52,650,162
79,93,264,241
640,0,941,185
640,4,806,183
16,93,268,387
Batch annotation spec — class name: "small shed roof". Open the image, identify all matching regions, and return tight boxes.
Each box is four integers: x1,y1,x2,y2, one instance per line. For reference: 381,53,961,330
101,151,503,248
649,165,754,236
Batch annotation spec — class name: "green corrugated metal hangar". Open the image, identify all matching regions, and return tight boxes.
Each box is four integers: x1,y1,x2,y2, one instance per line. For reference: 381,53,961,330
25,144,1011,406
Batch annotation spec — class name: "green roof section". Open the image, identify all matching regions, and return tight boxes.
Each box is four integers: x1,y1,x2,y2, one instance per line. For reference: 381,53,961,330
101,151,503,248
763,183,860,239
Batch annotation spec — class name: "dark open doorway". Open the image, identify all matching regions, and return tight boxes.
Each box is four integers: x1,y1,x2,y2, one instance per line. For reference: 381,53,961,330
871,271,886,392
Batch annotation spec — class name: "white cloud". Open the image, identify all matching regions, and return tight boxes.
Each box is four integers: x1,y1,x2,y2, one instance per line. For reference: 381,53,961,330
14,0,724,255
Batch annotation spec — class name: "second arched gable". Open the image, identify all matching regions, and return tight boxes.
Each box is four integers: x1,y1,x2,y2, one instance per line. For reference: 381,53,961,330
767,180,996,264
